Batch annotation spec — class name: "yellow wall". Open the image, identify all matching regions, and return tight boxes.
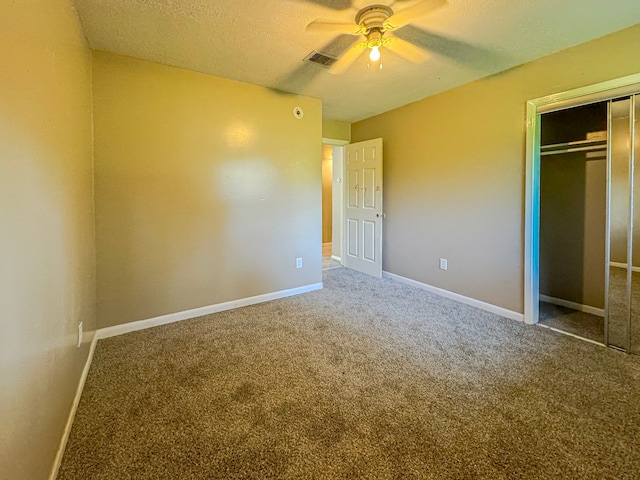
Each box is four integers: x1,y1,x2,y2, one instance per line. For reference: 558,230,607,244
93,51,322,328
323,118,351,143
0,1,95,479
352,24,640,313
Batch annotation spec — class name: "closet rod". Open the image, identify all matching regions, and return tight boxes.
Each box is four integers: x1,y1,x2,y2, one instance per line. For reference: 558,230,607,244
541,144,607,156
541,138,607,150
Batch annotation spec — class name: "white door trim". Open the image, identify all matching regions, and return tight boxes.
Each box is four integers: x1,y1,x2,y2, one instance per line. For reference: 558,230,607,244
322,138,349,146
331,145,344,263
524,72,640,325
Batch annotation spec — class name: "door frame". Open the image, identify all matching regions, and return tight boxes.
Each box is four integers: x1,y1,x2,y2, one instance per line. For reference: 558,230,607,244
322,137,349,264
524,72,640,325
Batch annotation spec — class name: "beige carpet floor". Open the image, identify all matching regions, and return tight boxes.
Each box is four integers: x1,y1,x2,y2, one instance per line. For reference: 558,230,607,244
58,268,640,479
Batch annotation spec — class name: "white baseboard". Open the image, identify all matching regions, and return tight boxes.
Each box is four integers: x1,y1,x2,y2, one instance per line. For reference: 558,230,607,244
539,294,605,317
331,255,342,263
49,332,98,480
609,261,640,273
97,283,324,340
382,271,524,322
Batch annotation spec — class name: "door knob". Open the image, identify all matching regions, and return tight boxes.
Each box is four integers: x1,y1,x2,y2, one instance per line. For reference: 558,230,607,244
376,213,386,218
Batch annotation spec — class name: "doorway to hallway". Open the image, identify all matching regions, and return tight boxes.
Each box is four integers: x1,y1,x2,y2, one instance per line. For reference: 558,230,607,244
322,143,344,271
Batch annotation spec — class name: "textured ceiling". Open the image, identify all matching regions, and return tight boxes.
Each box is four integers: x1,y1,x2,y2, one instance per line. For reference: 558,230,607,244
72,0,640,122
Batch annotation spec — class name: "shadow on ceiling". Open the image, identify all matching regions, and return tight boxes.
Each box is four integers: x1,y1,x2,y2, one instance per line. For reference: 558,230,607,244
301,0,354,10
270,34,360,94
270,14,514,96
394,25,512,72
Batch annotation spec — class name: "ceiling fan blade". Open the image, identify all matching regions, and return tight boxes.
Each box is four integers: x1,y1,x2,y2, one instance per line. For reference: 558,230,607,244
306,20,364,35
329,43,367,75
385,37,430,64
383,0,446,31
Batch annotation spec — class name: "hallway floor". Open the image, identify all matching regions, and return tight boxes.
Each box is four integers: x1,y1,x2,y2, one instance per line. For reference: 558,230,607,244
322,243,341,270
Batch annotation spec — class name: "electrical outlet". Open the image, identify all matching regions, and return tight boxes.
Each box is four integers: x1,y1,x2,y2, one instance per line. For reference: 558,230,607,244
77,321,83,348
296,257,303,269
439,258,448,271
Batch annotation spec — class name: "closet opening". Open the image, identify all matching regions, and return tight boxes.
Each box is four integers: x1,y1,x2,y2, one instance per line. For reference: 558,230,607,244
538,102,608,343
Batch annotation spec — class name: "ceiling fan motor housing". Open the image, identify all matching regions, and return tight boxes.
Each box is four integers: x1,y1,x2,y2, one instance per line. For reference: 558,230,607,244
367,30,383,48
355,5,393,33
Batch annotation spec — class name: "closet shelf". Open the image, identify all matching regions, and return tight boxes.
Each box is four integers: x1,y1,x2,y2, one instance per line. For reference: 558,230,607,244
541,138,607,156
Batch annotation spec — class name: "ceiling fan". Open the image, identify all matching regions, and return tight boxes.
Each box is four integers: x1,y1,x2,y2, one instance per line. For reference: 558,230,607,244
306,0,446,74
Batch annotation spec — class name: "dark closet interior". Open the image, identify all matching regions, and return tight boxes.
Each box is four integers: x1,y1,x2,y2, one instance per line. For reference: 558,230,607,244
539,102,608,343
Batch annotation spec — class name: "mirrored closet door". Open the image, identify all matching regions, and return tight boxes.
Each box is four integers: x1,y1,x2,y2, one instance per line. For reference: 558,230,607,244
607,95,640,354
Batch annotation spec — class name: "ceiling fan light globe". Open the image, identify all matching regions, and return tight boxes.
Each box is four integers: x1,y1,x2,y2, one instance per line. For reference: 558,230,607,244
369,46,381,62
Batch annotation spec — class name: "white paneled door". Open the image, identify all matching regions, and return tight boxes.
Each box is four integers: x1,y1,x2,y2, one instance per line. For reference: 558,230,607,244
343,138,383,278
